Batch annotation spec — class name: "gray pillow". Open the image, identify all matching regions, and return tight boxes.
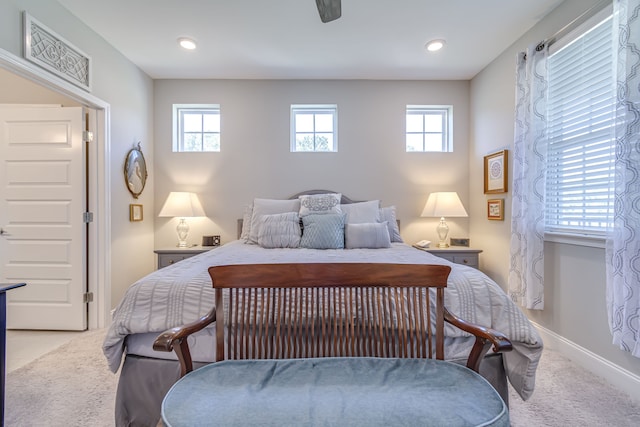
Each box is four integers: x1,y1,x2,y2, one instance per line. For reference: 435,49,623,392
340,200,381,224
379,206,403,243
345,222,391,249
248,198,301,244
257,212,301,248
299,213,345,249
240,204,253,241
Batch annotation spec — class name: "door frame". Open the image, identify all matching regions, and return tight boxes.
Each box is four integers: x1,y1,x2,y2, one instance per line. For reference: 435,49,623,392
0,47,111,329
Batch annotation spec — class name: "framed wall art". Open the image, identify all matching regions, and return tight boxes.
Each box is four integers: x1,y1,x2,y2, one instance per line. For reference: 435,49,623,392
487,199,504,221
484,149,508,194
130,204,143,222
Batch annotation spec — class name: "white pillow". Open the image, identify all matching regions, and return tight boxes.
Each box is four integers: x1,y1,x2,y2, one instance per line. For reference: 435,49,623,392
345,222,391,249
248,198,301,244
299,193,342,217
257,212,301,248
341,200,381,224
379,206,403,243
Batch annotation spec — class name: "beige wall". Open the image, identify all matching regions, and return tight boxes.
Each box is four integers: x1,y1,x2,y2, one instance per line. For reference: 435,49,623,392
469,0,640,378
0,0,155,309
153,79,471,249
0,68,82,106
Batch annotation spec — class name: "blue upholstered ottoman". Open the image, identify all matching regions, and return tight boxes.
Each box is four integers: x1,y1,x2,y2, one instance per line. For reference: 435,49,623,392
162,357,509,427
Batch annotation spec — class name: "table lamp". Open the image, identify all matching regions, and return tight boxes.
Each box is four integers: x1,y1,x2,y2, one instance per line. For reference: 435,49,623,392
421,192,468,248
158,192,206,247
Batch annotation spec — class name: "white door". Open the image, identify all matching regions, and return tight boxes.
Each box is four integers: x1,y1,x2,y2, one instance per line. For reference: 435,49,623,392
0,106,87,330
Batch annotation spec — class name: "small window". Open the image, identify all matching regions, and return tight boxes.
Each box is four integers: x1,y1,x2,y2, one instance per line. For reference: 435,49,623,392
406,106,452,152
291,105,337,152
173,104,220,152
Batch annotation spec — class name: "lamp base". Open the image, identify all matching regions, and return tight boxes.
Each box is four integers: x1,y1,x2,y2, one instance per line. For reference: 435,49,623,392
176,218,189,248
435,217,450,249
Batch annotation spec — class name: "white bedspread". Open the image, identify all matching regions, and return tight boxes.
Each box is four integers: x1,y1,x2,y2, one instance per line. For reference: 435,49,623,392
103,241,543,399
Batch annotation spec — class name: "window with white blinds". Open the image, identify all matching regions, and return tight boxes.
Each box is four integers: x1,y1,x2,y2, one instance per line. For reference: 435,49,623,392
545,13,614,235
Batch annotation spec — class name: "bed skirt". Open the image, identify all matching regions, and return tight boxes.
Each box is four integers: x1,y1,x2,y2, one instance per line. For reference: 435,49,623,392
114,353,509,427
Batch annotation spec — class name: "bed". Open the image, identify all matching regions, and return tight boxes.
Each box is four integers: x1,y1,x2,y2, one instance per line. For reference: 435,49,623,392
103,191,543,427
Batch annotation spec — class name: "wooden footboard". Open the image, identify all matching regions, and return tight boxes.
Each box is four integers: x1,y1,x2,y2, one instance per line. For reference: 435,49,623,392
154,263,512,377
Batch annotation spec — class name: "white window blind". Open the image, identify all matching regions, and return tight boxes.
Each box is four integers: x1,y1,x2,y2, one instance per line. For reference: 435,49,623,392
545,14,614,235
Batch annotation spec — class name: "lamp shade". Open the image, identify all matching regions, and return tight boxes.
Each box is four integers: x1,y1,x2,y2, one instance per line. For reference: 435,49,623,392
158,192,206,218
421,192,468,218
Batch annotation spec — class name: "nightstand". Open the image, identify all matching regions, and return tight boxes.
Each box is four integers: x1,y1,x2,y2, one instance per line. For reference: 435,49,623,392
154,246,215,269
413,246,483,270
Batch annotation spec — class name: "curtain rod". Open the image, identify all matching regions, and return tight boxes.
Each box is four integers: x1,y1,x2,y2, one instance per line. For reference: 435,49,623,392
537,0,611,50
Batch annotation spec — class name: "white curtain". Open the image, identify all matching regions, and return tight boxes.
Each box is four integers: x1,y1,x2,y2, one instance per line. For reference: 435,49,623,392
606,0,640,358
509,45,548,310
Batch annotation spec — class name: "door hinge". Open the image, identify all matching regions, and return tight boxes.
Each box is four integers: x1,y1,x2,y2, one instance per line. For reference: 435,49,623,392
83,212,94,223
83,292,94,303
83,130,94,142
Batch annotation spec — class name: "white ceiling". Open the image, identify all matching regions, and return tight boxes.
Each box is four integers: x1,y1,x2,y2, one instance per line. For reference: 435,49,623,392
57,0,565,80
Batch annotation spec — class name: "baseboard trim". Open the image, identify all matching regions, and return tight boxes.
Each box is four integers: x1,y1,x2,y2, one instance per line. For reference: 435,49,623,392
532,321,640,401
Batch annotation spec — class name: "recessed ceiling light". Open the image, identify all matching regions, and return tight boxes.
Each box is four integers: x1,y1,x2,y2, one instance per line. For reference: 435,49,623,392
425,39,446,52
178,37,197,50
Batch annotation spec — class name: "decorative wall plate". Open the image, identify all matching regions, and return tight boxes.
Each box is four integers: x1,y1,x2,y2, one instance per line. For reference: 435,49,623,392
124,143,148,199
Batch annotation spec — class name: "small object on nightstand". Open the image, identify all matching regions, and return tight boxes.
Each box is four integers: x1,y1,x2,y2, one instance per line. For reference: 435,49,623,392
414,246,483,270
154,246,213,270
202,235,221,247
414,240,431,248
450,237,470,247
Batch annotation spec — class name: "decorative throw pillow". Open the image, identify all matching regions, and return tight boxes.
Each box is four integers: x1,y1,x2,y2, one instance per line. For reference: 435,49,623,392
248,198,301,244
379,206,403,243
240,204,253,241
345,222,391,249
340,200,381,224
299,213,345,249
257,212,301,248
298,193,342,217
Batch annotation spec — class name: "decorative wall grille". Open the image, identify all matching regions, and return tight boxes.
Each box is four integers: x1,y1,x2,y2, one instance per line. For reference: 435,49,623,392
23,12,91,91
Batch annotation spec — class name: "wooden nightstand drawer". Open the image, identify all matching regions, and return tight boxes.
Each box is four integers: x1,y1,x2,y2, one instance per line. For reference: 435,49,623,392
451,255,478,268
413,246,482,270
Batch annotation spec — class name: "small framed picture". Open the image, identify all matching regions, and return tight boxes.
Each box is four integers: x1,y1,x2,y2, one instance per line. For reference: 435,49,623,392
487,199,504,221
484,149,508,194
129,204,143,222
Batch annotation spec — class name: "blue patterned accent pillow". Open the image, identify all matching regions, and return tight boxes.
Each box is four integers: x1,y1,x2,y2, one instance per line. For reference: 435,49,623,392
299,213,345,249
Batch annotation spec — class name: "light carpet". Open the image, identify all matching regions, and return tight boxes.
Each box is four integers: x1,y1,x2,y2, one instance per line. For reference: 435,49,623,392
5,329,640,426
5,329,116,427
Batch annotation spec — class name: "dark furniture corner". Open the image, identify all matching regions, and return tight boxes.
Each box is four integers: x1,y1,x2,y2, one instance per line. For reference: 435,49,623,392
1,283,26,427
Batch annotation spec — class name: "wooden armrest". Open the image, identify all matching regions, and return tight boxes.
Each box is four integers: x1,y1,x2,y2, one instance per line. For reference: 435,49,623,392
153,308,216,377
444,307,513,373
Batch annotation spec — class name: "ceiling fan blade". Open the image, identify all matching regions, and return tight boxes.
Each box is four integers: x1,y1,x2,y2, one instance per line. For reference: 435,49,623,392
316,0,341,23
